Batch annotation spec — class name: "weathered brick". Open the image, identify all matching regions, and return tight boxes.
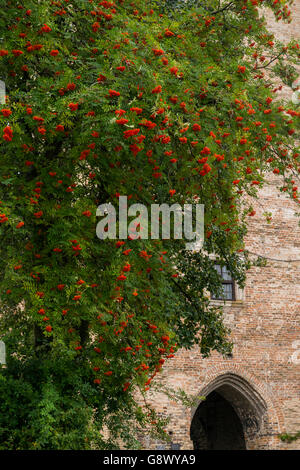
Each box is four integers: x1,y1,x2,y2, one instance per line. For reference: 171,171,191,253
138,3,300,450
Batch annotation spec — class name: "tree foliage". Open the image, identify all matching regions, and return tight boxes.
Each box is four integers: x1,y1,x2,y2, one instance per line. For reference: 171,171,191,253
0,0,299,449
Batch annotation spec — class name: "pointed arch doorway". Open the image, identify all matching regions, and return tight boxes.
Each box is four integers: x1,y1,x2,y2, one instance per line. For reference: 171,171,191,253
190,373,268,450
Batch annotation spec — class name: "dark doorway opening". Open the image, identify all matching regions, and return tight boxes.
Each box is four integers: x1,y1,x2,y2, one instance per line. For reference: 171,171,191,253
190,390,246,450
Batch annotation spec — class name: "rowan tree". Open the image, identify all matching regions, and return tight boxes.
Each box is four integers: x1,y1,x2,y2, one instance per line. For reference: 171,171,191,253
0,0,299,449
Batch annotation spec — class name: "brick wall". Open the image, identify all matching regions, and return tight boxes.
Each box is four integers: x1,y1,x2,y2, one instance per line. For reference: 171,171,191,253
140,2,300,450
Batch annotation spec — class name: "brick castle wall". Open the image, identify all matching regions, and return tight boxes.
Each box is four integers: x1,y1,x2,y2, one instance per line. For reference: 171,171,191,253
141,2,300,450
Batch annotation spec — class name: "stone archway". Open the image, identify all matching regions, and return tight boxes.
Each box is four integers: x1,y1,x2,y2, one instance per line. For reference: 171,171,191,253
190,373,269,450
191,390,246,450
